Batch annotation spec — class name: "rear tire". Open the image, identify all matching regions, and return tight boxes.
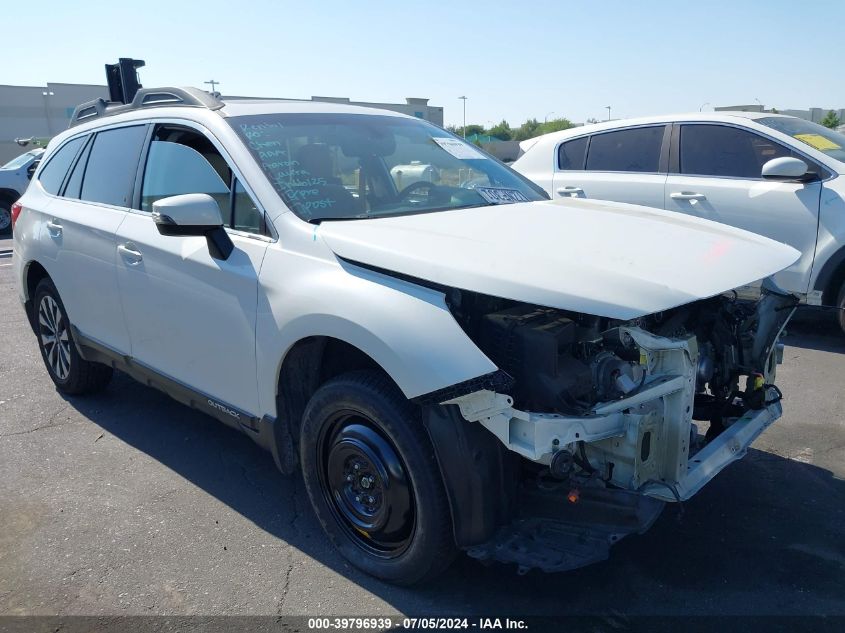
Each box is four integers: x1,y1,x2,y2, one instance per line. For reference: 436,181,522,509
0,200,11,236
33,278,113,395
299,370,456,585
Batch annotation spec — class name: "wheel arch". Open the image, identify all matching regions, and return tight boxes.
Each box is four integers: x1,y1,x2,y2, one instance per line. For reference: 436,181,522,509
812,245,845,305
0,188,21,205
22,260,52,333
270,335,394,473
273,336,518,550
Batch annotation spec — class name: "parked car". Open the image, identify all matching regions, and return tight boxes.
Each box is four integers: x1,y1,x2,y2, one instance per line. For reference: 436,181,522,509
0,148,44,235
14,88,799,584
512,114,845,333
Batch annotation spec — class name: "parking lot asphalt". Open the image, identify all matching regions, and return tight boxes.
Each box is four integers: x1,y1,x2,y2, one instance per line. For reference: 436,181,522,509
1,233,844,619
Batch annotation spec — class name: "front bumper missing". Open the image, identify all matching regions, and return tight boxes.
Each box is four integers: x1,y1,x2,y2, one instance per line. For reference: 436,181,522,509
445,325,786,503
466,485,665,574
643,391,783,501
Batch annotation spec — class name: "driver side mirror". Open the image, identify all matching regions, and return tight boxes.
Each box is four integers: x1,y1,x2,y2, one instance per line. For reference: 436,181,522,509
761,156,816,183
26,160,39,180
152,194,234,261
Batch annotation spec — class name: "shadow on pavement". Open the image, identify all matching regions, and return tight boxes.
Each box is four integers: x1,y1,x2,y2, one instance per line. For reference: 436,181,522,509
785,307,845,353
53,366,845,618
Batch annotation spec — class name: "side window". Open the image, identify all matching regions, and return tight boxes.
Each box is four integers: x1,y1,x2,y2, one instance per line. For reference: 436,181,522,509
233,179,265,233
37,136,86,195
141,125,267,235
81,126,147,207
680,125,796,179
557,136,588,170
141,140,230,214
585,126,665,173
63,137,93,199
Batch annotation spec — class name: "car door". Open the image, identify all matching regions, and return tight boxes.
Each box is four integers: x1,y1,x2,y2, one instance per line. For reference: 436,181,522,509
552,125,669,208
664,123,822,294
115,122,270,416
37,125,147,354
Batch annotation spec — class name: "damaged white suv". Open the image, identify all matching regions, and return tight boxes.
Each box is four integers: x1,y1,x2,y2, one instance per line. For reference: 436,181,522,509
14,87,799,584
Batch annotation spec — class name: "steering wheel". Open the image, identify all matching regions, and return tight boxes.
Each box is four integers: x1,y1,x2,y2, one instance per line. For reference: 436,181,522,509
397,181,441,201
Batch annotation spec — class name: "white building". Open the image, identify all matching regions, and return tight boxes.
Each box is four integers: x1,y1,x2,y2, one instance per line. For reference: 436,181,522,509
0,83,109,163
715,104,845,125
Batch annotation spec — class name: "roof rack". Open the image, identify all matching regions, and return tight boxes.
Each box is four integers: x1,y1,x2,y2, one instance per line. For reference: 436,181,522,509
69,87,225,128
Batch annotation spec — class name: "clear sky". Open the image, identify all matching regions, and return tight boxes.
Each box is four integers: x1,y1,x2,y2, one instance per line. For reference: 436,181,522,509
4,0,844,127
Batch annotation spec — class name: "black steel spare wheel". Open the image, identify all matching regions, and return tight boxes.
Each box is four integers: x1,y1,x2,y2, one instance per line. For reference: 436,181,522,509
299,370,456,585
321,417,414,557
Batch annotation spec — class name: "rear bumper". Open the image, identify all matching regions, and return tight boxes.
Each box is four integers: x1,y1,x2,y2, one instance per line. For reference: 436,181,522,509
641,390,783,502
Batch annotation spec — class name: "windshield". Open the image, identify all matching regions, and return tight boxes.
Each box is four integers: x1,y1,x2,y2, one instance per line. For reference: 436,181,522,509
1,150,39,170
228,113,547,221
758,117,845,163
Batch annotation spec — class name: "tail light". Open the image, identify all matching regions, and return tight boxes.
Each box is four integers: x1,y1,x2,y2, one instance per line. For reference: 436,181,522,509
10,201,23,230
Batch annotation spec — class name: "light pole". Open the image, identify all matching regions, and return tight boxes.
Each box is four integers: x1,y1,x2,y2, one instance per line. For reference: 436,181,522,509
699,102,711,112
544,111,555,124
459,96,467,138
605,106,612,121
205,79,220,94
42,89,55,135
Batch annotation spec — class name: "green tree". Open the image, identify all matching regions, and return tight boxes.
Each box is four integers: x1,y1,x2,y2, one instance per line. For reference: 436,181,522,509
821,110,842,129
487,120,513,140
445,124,461,134
513,118,542,141
464,124,486,137
538,117,575,135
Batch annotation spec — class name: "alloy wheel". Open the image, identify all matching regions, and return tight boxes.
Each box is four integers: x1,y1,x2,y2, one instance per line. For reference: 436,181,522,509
38,295,71,381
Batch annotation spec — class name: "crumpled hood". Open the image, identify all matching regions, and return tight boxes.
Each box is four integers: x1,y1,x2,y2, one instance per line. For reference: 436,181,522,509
318,197,800,320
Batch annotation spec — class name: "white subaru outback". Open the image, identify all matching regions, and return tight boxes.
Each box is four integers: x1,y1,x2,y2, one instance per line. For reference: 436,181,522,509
13,87,800,584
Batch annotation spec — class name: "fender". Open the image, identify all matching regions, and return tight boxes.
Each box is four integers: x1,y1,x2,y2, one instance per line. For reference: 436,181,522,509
812,244,845,304
0,187,22,203
255,246,497,417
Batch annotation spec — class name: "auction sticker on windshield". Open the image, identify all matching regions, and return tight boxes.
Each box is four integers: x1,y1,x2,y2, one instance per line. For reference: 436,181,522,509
432,137,487,160
794,133,842,151
475,187,530,204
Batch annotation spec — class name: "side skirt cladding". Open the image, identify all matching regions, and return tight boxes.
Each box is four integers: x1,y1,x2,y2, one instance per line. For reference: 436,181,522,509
71,327,278,451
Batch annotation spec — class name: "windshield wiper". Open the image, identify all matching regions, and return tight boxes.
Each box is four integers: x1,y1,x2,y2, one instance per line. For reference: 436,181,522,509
308,214,371,224
309,202,492,223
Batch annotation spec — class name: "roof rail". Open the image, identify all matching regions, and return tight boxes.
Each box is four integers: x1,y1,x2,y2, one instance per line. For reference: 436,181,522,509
69,87,225,128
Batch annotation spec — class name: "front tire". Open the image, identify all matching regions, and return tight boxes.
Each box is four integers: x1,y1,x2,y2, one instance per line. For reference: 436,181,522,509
300,370,456,585
33,278,113,395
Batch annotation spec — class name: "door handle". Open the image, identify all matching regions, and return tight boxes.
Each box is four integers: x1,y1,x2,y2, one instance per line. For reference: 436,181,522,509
670,191,707,201
118,243,143,265
46,219,62,237
556,186,584,196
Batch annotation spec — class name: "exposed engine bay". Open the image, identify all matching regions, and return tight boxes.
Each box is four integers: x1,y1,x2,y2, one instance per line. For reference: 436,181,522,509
442,280,797,500
427,281,797,573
